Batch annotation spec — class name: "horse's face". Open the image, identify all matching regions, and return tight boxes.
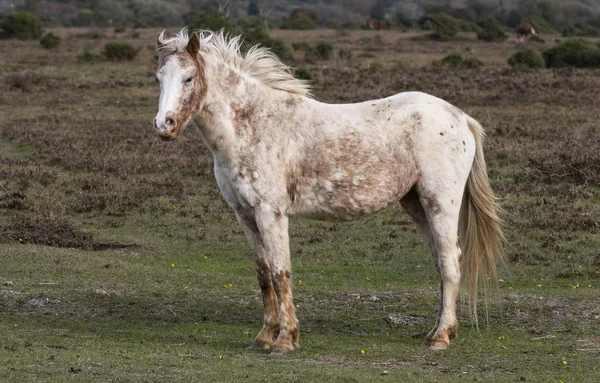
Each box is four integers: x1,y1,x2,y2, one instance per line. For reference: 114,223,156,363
154,32,207,141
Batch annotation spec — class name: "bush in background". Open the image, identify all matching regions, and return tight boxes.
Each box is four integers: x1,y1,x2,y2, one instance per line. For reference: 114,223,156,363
242,27,292,62
433,52,484,69
40,33,61,49
562,22,599,37
430,14,460,41
294,68,312,80
185,10,235,35
477,17,507,42
78,49,102,62
281,8,318,30
528,17,555,34
315,42,333,60
103,42,139,61
0,11,43,40
338,48,353,61
508,47,545,68
542,39,600,68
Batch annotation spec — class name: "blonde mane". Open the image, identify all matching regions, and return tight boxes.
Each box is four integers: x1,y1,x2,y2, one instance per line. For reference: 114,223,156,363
157,28,310,96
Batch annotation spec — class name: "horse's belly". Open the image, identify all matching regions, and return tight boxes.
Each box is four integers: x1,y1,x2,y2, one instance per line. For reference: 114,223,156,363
288,168,417,221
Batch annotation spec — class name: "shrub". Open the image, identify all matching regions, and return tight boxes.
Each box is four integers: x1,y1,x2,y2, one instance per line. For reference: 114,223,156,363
508,48,545,68
562,25,577,37
458,20,481,33
0,11,43,40
78,49,102,62
326,19,341,29
418,15,434,30
242,27,292,62
294,68,312,80
430,14,460,41
338,48,353,61
529,35,545,43
528,17,555,34
562,23,600,38
315,42,333,60
292,41,310,51
75,30,103,39
39,33,61,49
433,52,483,69
103,42,139,61
281,8,318,30
477,18,507,42
185,10,236,35
542,39,600,68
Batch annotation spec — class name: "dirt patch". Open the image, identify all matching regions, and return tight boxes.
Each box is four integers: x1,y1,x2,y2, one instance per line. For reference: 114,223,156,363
0,214,139,251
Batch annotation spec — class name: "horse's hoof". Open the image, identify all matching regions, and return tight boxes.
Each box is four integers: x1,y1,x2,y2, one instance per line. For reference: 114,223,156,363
428,341,449,351
247,341,271,350
271,347,293,355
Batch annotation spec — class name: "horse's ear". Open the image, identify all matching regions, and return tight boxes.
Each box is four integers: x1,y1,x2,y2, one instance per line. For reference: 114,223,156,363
187,32,200,57
156,30,165,49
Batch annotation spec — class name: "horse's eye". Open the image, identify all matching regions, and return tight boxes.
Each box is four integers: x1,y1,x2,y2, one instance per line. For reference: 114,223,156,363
155,76,159,83
185,77,193,83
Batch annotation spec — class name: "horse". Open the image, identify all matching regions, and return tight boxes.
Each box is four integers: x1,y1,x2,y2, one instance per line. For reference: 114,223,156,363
516,24,536,41
153,29,505,354
366,18,382,30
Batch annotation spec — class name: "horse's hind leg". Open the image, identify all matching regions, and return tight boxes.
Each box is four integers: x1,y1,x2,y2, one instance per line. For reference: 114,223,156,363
235,211,280,350
400,189,443,331
418,187,463,350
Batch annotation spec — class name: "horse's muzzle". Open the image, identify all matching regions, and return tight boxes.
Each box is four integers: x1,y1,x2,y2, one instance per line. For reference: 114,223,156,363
154,118,179,141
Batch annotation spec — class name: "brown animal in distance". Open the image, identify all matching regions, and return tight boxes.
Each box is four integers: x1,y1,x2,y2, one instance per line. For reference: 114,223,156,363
366,18,382,30
516,24,537,41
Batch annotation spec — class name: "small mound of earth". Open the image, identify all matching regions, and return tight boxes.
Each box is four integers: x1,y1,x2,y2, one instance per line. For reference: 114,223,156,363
387,313,429,326
27,294,61,306
0,213,139,251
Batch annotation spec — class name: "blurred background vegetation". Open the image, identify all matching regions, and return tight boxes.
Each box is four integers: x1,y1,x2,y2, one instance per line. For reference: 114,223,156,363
0,0,599,37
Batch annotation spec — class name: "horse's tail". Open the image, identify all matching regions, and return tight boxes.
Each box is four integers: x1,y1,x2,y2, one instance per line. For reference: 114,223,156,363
460,115,506,326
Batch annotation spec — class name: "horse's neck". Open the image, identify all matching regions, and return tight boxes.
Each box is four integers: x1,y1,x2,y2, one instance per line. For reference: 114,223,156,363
193,61,307,158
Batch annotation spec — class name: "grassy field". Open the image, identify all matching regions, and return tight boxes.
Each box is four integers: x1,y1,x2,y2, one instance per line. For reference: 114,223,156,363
0,28,599,382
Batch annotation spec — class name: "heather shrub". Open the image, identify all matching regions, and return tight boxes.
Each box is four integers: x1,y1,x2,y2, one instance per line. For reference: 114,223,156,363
508,48,545,68
0,11,43,40
40,33,61,49
103,42,139,61
542,39,600,68
477,18,507,42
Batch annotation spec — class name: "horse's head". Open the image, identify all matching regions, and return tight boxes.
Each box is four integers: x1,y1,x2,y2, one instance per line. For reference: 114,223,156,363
154,31,207,141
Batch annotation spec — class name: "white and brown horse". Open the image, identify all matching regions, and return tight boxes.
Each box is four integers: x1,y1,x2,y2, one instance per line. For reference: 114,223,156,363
153,29,505,354
366,18,382,30
516,24,537,41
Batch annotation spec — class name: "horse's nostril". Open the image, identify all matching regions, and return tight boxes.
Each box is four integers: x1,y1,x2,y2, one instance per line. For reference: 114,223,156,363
166,118,175,127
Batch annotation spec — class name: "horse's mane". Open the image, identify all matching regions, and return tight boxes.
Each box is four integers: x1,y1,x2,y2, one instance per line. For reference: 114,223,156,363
157,28,311,97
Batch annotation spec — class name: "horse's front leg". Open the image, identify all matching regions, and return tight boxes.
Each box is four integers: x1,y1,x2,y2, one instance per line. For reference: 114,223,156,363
234,211,280,350
254,205,299,354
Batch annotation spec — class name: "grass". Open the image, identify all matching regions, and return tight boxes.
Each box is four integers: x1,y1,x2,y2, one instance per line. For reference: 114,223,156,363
0,28,599,382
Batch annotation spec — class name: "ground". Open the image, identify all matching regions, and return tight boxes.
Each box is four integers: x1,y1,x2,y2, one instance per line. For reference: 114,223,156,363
0,28,598,382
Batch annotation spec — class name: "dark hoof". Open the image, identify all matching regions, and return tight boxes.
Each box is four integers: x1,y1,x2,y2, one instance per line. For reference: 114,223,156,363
247,341,271,350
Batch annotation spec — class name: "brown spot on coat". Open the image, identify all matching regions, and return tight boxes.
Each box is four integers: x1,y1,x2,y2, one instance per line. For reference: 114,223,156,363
422,197,442,216
226,69,241,85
